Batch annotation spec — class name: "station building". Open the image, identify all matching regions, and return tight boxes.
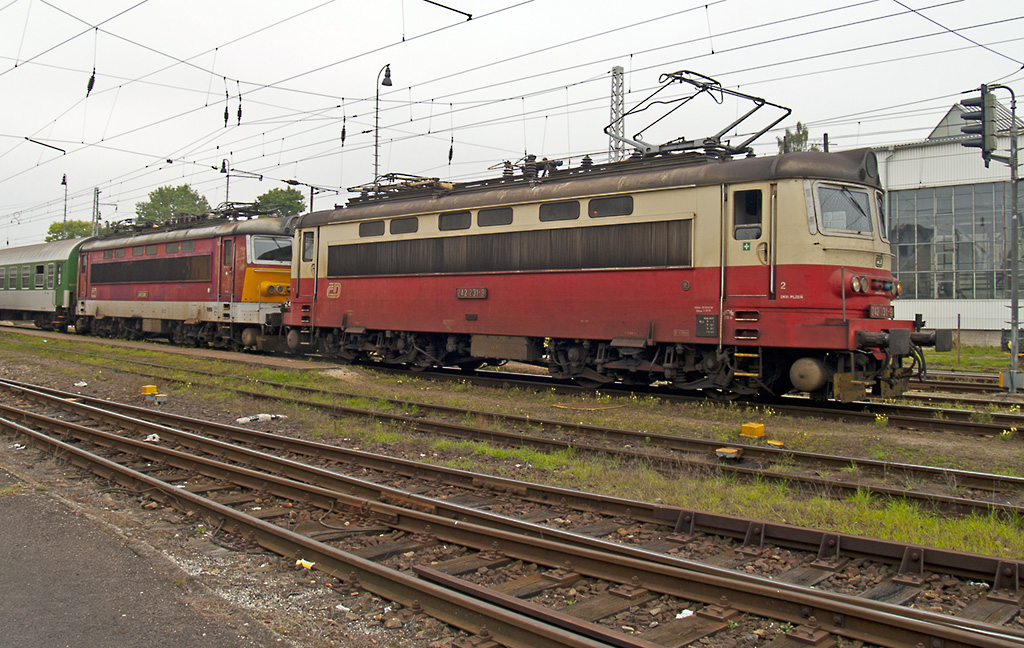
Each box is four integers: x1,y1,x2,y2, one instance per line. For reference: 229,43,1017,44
877,102,1023,345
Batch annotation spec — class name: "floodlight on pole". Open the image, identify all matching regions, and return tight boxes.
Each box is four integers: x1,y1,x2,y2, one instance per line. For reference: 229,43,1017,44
61,174,68,239
374,64,392,181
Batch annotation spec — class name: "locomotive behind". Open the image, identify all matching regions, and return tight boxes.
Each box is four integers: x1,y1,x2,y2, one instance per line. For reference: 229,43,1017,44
73,214,294,350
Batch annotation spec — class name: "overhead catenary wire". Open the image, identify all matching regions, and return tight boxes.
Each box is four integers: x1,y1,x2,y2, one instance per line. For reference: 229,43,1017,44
2,0,1020,241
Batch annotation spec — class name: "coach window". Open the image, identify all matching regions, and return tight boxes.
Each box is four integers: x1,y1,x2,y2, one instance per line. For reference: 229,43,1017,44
114,248,125,258
439,211,471,231
46,263,55,289
733,189,762,241
222,239,233,266
589,195,633,218
359,220,385,237
181,240,195,252
21,265,30,289
9,267,16,289
0,268,5,289
478,207,513,227
539,201,580,222
166,242,179,253
34,264,45,288
132,246,144,257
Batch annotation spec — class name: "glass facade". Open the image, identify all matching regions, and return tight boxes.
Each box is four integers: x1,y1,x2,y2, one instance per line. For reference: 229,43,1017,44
891,181,1023,299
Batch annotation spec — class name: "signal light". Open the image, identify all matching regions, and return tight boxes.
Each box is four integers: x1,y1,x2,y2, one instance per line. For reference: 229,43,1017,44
961,85,997,167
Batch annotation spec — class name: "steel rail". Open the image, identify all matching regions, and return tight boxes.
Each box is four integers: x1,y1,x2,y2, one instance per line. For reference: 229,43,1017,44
1,412,1021,648
2,380,1024,640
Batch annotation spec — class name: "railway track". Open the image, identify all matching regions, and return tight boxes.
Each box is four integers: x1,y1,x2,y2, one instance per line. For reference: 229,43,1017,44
2,379,1023,647
5,329,1024,521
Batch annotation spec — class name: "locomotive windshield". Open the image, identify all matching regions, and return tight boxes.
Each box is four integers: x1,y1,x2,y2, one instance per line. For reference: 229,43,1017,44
250,235,292,264
817,185,873,234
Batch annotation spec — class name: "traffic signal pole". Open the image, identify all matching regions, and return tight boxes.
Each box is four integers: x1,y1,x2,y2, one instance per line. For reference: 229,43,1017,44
964,85,1019,391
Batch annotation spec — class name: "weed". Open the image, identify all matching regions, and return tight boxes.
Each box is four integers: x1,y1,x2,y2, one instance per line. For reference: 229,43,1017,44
999,427,1017,441
873,413,888,428
969,410,994,424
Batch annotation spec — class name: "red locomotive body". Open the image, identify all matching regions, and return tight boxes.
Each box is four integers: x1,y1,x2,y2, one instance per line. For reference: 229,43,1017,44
284,149,950,401
75,216,293,349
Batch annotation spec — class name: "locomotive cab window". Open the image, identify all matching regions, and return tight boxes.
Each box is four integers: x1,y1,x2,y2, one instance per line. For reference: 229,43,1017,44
733,190,762,241
251,236,292,264
301,231,315,262
817,184,873,235
222,239,233,266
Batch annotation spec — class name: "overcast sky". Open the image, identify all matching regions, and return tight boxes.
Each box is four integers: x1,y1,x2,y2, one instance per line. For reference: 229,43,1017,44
1,0,1021,245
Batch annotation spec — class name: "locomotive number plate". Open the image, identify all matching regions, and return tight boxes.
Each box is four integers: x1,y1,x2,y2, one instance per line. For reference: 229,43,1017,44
456,287,488,300
868,304,894,319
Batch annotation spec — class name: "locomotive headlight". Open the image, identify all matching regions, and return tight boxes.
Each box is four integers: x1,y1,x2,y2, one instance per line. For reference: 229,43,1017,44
859,276,869,292
893,281,903,298
850,276,862,293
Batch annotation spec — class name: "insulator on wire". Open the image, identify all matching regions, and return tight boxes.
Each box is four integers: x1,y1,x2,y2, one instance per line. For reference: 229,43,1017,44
224,105,229,127
502,161,514,178
581,155,593,169
237,103,242,126
86,67,96,97
340,124,347,146
448,137,453,164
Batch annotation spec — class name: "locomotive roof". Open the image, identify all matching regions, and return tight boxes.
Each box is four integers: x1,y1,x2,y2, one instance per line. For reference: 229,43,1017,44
82,216,295,251
298,148,880,227
0,236,90,265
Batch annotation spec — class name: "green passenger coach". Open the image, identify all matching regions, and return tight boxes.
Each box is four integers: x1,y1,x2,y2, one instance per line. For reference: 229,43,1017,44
0,237,90,331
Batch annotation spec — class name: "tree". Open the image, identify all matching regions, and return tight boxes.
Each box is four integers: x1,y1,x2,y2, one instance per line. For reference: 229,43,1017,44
45,220,93,241
777,122,821,154
135,184,210,223
256,187,306,217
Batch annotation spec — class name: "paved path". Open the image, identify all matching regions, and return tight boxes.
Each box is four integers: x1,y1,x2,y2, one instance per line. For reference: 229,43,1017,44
0,466,283,648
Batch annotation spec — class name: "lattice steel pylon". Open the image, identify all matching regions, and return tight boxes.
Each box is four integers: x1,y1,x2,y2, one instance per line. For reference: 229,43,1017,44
609,66,626,162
